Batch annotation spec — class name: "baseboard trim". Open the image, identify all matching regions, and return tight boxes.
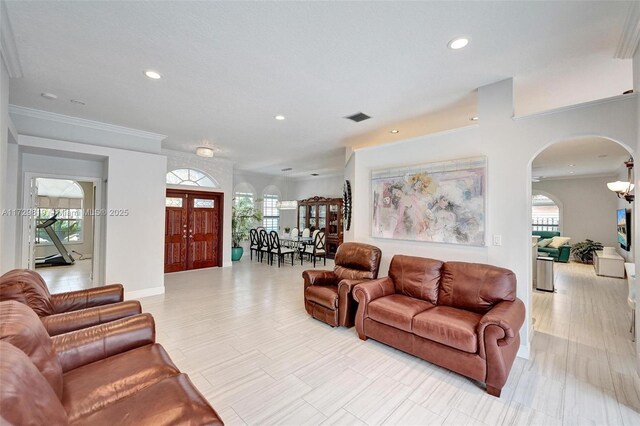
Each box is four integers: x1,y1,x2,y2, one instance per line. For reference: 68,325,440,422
125,286,165,300
517,343,530,359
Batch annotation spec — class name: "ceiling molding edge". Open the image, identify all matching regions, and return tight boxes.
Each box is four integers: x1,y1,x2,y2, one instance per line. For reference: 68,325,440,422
9,105,167,141
614,1,640,59
0,0,23,78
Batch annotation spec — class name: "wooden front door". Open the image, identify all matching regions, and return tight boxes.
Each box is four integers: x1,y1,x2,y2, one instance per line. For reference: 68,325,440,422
164,190,223,273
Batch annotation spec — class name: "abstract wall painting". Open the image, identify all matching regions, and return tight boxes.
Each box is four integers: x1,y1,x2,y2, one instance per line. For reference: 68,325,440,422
371,156,486,246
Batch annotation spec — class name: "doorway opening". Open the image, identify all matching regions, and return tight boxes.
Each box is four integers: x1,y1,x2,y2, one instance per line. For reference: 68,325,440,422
164,189,223,273
24,176,102,292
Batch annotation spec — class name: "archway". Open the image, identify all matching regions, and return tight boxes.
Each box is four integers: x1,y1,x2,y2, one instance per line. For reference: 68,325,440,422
527,134,635,364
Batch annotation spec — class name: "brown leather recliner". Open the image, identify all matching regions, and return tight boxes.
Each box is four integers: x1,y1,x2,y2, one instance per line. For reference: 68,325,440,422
0,269,141,335
303,242,382,327
353,255,525,397
0,300,223,425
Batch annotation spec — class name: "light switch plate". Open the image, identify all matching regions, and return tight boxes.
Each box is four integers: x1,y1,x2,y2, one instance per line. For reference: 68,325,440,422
493,235,502,246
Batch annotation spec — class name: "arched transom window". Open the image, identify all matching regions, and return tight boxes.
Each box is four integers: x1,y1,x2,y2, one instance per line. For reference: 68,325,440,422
532,194,560,232
166,168,217,187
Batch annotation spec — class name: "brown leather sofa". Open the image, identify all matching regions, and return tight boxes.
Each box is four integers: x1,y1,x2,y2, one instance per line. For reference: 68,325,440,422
0,300,223,425
0,268,141,335
353,255,525,397
303,242,382,327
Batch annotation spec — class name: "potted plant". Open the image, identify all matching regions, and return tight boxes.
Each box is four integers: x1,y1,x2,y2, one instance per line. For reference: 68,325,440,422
284,227,291,235
571,239,603,264
231,198,262,261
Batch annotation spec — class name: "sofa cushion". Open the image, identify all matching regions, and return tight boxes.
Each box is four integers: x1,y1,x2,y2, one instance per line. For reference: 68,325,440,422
0,300,64,399
368,294,434,332
0,269,55,316
548,236,570,248
438,262,516,314
305,285,339,309
537,238,552,248
388,255,443,304
412,306,482,353
62,343,180,422
71,374,223,425
0,341,68,425
333,242,382,281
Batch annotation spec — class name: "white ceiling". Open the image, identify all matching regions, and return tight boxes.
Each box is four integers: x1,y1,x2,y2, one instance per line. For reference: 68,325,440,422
532,136,631,180
5,1,635,176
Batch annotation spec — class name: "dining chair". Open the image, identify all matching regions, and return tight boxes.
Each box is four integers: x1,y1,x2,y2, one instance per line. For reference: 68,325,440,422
303,231,326,267
291,228,299,239
258,229,271,263
249,229,260,261
269,231,295,267
302,228,311,238
312,229,320,241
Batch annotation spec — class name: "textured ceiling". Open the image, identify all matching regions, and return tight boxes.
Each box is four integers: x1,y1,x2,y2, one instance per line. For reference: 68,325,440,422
5,1,634,175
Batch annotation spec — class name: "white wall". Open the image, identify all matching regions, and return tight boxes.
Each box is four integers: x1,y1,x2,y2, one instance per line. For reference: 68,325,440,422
347,78,637,358
0,59,8,273
164,149,233,267
294,174,343,199
14,135,167,298
533,175,619,250
633,44,640,372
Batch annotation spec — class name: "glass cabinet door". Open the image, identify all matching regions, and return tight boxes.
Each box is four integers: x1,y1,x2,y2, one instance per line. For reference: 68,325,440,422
309,205,317,229
318,205,327,231
328,203,339,235
298,205,307,230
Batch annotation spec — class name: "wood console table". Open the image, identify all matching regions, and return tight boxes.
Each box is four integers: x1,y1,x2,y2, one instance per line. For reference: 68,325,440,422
593,250,625,278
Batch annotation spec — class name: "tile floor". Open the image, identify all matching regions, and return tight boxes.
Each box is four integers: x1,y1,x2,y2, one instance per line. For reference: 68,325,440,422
127,259,640,425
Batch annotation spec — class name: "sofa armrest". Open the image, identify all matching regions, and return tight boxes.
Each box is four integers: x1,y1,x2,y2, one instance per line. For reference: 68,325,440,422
557,245,571,263
302,270,338,290
50,284,124,313
336,279,368,327
41,300,142,336
478,299,525,355
352,277,395,305
52,313,155,372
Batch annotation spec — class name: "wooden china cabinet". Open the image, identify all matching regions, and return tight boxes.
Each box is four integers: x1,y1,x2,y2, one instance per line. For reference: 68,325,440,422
297,196,343,259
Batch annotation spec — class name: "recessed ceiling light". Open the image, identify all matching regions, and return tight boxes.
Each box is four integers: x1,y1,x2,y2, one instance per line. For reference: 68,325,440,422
41,92,57,100
448,37,470,50
274,115,286,121
470,116,479,121
569,171,575,174
390,129,399,134
70,99,86,105
568,164,575,167
598,154,608,158
195,147,214,157
144,70,162,80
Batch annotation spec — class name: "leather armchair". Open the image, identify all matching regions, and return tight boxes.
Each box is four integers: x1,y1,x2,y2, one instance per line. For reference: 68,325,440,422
0,300,223,425
303,242,382,327
0,269,142,335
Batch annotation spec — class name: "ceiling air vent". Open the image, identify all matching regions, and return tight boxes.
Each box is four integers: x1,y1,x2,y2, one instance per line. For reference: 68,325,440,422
345,112,371,122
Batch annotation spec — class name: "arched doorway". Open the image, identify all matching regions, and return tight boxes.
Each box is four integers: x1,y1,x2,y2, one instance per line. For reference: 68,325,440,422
527,135,636,377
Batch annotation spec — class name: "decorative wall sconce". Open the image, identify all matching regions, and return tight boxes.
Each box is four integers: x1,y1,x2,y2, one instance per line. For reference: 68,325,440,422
607,156,634,203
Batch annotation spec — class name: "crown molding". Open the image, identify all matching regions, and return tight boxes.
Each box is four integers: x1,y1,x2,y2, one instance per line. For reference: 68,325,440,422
0,0,23,78
614,1,640,59
9,105,166,141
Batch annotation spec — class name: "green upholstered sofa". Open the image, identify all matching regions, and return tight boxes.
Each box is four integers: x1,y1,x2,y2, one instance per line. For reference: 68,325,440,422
533,231,571,263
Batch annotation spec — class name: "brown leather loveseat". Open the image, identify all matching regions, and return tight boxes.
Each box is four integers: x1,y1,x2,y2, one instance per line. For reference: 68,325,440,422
303,242,382,327
0,268,141,335
353,255,525,397
0,300,223,425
